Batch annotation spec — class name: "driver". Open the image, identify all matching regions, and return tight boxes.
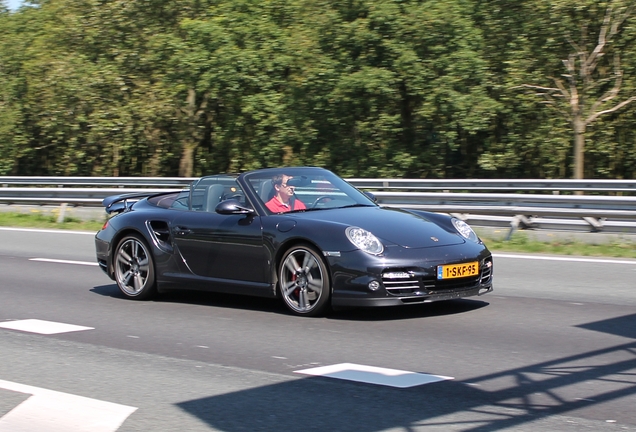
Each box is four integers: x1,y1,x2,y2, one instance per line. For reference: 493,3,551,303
265,174,306,213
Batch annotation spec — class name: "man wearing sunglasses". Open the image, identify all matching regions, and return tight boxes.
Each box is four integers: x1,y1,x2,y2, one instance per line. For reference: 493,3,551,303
265,174,307,213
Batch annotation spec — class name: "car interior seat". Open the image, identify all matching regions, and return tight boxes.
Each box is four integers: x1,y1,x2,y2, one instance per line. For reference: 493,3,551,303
205,184,225,212
259,180,275,204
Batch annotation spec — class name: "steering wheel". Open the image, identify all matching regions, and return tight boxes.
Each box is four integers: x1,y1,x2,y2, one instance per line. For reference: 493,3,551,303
311,196,333,208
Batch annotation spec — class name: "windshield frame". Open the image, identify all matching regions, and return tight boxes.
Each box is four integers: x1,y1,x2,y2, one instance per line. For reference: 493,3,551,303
241,167,377,215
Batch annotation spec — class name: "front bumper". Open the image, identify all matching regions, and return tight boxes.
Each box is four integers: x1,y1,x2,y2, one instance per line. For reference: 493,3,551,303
328,244,493,308
331,284,492,308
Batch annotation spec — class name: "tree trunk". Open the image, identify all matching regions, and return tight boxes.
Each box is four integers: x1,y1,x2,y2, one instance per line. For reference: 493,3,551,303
113,144,119,177
178,144,195,177
573,118,586,180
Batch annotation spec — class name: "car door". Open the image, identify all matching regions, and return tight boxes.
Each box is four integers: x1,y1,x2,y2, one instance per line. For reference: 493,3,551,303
172,185,268,285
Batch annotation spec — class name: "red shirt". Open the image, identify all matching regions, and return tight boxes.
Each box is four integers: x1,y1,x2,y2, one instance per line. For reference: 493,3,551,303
265,197,306,213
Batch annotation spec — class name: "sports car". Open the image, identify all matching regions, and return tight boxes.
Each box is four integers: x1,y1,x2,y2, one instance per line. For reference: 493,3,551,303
95,167,493,316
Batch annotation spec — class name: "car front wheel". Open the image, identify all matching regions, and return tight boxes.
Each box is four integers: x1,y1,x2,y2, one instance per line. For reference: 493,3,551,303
279,244,330,316
114,234,156,300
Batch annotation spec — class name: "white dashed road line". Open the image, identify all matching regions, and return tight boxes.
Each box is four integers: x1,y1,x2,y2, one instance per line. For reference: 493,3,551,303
295,363,453,388
0,227,96,235
0,319,94,335
29,258,98,266
0,379,136,432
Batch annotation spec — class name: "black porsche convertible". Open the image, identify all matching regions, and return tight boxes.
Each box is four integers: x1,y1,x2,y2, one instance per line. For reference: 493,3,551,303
95,167,493,316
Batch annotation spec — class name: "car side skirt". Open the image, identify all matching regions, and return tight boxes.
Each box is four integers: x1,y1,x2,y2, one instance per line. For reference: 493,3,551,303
157,273,276,298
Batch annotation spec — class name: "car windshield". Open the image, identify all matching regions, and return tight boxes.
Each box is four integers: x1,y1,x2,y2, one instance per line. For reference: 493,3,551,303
244,168,377,214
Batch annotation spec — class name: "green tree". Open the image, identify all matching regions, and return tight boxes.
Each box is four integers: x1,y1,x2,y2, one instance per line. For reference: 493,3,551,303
519,1,636,179
288,0,499,178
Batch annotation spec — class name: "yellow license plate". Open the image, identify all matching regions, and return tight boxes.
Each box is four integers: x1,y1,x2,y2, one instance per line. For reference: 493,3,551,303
437,262,479,280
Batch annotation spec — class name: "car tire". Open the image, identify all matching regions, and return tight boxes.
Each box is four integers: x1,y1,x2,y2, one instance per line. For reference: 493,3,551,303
278,244,331,317
114,233,156,300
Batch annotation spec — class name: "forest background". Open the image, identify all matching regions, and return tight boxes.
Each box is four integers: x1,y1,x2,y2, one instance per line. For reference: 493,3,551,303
2,0,636,180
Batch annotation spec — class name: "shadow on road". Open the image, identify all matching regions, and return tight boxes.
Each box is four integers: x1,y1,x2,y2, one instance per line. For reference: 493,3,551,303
175,314,636,431
90,284,122,298
578,313,636,340
329,299,489,321
88,283,636,429
90,284,488,320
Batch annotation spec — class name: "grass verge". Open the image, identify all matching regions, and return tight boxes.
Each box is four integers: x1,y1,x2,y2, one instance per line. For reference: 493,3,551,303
479,231,636,259
0,211,105,232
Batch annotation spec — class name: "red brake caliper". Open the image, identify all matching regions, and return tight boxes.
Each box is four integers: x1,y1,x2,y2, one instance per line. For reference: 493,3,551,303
292,273,300,298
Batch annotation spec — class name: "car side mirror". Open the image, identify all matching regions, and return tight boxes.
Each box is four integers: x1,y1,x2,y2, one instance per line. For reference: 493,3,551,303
215,199,255,215
364,191,377,203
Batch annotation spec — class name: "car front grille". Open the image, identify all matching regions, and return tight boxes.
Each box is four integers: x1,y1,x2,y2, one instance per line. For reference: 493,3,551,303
382,256,493,297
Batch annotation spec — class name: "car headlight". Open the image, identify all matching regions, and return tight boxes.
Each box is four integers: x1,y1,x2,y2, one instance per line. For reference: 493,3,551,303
345,226,384,255
452,218,479,243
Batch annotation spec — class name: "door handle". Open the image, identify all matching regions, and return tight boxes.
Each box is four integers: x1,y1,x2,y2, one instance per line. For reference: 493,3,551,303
174,226,192,236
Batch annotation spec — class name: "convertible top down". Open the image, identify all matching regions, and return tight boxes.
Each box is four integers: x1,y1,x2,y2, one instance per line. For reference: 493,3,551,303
95,167,493,316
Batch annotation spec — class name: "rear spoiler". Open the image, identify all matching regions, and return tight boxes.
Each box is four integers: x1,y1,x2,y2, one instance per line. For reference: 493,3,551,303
102,191,181,214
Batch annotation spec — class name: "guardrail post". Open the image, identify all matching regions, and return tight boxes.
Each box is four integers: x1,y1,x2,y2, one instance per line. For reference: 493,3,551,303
57,203,67,223
582,217,604,232
506,215,535,240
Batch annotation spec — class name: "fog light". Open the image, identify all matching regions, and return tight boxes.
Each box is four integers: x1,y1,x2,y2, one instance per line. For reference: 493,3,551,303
368,280,380,291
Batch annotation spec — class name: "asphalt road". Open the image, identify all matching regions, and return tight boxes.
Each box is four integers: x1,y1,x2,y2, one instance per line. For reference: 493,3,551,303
0,227,635,431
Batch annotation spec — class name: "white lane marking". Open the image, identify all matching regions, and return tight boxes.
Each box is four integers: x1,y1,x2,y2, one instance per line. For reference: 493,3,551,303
294,363,453,388
0,227,96,235
0,379,136,432
0,319,94,335
29,258,98,266
492,253,636,265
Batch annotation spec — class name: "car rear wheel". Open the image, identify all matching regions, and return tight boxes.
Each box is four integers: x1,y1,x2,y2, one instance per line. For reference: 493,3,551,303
279,244,330,316
114,234,156,300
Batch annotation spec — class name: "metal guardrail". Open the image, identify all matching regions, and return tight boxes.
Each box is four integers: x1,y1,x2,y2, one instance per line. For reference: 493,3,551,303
348,178,636,193
1,177,636,235
3,176,636,192
0,176,194,188
0,187,173,205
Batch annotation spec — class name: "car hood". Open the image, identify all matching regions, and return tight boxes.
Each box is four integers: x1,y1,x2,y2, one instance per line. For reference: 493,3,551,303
297,206,464,248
